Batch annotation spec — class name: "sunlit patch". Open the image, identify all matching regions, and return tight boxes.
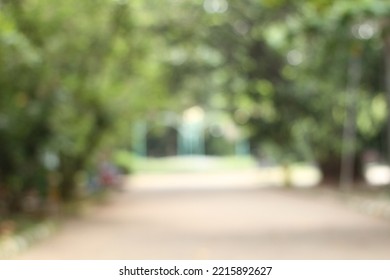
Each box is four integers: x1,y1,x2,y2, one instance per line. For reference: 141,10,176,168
286,49,303,66
41,151,60,171
168,49,187,65
203,0,228,14
183,106,205,124
233,20,249,35
290,164,322,188
364,164,390,186
351,21,377,40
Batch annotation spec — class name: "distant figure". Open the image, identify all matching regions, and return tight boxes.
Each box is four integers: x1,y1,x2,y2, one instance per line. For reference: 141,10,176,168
98,152,123,189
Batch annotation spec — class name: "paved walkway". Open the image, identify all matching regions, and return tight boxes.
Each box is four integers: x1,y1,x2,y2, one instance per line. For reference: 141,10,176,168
17,172,390,259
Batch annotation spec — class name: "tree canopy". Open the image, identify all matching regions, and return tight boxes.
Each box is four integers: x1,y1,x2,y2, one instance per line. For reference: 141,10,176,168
0,0,389,216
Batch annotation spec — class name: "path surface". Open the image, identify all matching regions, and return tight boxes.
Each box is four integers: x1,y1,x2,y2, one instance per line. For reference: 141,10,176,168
18,171,390,259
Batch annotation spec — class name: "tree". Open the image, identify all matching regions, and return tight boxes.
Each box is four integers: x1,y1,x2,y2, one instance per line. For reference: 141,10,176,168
283,0,389,184
0,0,164,214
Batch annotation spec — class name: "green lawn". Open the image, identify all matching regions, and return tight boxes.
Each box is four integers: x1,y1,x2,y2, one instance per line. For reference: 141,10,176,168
114,151,258,174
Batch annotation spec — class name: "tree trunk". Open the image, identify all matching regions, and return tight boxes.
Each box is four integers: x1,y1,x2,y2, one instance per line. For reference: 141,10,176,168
319,155,363,186
58,112,109,202
58,164,79,202
385,27,390,164
340,46,362,190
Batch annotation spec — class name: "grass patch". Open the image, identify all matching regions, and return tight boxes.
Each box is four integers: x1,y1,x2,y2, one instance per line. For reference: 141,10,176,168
126,154,258,173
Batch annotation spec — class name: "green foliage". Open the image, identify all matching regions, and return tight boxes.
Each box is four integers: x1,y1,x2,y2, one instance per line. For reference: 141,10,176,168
1,0,390,216
0,0,161,211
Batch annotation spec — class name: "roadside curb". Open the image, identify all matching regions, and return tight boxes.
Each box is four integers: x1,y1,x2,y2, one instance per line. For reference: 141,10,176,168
0,191,111,259
0,220,58,260
312,187,390,221
344,195,390,220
